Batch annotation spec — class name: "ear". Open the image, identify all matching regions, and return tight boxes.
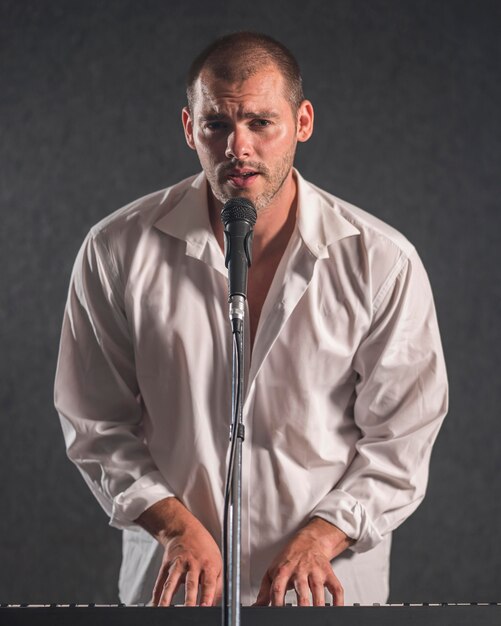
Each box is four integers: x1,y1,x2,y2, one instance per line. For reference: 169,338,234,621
296,100,314,143
182,106,196,150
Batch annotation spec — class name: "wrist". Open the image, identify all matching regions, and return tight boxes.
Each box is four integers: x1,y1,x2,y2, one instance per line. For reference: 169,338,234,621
301,516,354,559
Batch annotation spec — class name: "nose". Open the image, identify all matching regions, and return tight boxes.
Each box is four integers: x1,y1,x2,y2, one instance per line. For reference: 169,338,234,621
225,126,253,160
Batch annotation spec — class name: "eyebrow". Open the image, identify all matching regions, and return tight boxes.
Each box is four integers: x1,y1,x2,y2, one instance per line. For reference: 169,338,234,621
199,110,280,122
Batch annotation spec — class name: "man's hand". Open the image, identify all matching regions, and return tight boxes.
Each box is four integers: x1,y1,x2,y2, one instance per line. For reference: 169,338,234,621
135,497,222,607
255,517,353,607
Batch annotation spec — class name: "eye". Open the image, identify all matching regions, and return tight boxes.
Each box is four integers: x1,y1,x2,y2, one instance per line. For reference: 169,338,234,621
251,119,271,128
204,121,227,132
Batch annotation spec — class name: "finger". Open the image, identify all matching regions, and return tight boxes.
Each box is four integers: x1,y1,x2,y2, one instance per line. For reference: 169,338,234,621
199,569,218,607
254,573,272,606
293,576,311,607
184,568,201,606
152,563,175,606
308,574,325,607
270,571,289,607
325,571,344,607
152,569,166,606
158,566,183,607
213,574,223,606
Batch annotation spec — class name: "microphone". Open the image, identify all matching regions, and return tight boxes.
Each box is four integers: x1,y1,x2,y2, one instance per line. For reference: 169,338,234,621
220,197,257,332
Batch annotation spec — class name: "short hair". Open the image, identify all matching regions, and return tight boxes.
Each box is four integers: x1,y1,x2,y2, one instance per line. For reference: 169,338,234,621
186,32,305,113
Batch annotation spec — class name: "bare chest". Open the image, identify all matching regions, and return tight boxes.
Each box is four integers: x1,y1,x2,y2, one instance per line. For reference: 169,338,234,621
247,251,283,349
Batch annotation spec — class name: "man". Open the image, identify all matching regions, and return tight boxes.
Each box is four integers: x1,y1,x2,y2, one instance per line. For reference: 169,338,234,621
54,32,448,607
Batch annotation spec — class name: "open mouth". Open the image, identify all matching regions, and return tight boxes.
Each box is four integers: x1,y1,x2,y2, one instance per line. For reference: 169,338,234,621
227,170,260,187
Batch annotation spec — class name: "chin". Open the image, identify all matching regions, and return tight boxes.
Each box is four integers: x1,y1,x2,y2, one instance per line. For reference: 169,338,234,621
218,186,257,204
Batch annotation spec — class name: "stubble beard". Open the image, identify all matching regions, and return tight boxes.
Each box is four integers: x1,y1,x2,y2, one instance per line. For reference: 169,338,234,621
207,143,297,213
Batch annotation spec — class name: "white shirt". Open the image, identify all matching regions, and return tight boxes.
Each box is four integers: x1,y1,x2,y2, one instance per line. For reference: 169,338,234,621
54,170,448,605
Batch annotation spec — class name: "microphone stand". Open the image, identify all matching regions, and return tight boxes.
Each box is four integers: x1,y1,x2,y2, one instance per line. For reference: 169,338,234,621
220,199,256,626
223,296,246,626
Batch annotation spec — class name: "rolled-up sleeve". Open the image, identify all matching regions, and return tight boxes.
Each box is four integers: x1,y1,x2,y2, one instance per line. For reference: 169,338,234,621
311,248,448,552
54,229,175,529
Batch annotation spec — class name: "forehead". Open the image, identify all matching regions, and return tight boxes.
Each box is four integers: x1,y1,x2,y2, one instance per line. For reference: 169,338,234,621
192,65,290,116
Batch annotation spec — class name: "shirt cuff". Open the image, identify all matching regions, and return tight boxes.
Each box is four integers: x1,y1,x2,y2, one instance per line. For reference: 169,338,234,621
110,471,176,530
310,489,383,553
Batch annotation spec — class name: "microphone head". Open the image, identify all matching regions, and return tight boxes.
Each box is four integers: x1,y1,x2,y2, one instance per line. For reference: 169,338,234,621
221,197,257,228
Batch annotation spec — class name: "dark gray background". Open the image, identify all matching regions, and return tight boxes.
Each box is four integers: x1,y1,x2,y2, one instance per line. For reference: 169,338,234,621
1,0,500,605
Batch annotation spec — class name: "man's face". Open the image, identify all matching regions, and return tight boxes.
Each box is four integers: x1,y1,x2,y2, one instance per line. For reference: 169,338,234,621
182,64,313,212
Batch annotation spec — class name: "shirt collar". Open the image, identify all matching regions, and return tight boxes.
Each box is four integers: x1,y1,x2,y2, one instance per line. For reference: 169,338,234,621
153,169,360,262
295,169,360,259
153,172,225,270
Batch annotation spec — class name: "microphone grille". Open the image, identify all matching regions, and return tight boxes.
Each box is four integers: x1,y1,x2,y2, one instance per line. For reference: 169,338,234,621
221,198,257,227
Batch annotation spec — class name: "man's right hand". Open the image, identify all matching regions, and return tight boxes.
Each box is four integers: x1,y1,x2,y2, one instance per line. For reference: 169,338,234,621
135,497,222,607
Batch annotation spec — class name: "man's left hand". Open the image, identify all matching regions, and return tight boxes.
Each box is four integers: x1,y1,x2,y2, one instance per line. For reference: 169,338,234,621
254,517,353,607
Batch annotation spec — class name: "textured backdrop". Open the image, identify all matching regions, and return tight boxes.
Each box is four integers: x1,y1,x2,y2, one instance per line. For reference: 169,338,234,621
1,0,500,604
